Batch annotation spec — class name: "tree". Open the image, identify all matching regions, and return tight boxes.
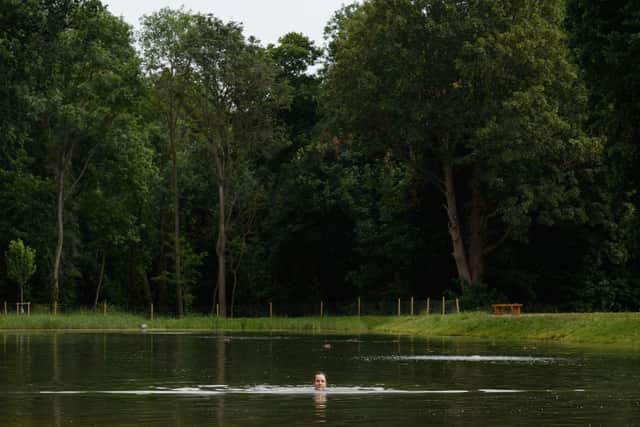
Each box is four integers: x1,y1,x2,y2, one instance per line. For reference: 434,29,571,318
324,0,599,291
30,0,144,307
565,0,640,308
78,117,158,309
185,14,289,316
140,8,196,317
268,33,322,148
566,0,640,260
5,239,36,303
266,137,424,305
567,0,640,170
1,1,58,303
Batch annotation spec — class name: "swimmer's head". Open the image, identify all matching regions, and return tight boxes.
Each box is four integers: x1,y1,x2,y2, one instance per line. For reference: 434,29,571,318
313,371,327,390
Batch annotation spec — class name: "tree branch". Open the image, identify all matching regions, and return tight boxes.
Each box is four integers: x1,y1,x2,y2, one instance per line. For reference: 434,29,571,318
66,144,98,201
483,227,512,255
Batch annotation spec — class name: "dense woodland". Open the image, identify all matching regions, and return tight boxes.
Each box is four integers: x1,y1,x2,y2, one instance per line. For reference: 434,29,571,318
1,0,638,316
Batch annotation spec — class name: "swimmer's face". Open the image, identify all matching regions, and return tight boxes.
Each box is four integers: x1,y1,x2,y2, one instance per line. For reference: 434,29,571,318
314,374,327,390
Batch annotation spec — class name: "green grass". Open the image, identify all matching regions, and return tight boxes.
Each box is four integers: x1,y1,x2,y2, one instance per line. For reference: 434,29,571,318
371,312,640,345
0,312,146,330
146,315,389,332
1,311,639,345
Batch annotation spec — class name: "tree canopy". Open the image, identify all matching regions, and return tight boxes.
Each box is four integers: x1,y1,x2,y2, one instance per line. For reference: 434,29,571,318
1,0,639,313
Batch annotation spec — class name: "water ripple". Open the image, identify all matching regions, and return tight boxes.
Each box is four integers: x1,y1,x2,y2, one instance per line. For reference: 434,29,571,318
358,355,560,363
35,385,588,396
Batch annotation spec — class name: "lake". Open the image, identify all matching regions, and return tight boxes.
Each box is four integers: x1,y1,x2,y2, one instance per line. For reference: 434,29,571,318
0,331,639,426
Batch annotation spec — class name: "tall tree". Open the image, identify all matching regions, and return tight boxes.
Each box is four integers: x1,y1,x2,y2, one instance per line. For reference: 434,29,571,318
25,0,143,306
186,14,288,317
324,0,599,290
1,1,53,303
268,32,322,149
140,8,196,316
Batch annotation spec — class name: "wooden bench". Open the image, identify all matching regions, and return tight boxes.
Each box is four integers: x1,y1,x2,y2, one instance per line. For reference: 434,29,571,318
491,303,522,316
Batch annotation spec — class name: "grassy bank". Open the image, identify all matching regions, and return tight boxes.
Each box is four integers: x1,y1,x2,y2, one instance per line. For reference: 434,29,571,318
0,312,639,345
372,312,640,345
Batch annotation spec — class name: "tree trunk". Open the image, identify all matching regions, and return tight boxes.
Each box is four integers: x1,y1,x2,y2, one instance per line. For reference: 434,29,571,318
216,181,228,317
142,268,152,307
52,155,65,306
443,164,472,288
468,168,485,284
216,181,227,318
157,202,168,312
127,244,136,309
171,142,183,317
93,249,106,310
230,268,237,318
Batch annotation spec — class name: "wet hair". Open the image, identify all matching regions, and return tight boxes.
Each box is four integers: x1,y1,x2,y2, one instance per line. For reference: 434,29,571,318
314,371,327,382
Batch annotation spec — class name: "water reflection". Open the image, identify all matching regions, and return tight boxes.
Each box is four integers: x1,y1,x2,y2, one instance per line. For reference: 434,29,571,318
1,332,639,426
361,355,561,363
38,385,477,395
313,392,327,423
51,333,61,427
216,332,226,427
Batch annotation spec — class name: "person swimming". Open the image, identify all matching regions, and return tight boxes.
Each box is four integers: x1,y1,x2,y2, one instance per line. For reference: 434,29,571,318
313,371,327,390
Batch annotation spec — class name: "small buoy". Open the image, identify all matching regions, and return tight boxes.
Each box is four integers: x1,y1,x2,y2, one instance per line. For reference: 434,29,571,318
140,323,148,329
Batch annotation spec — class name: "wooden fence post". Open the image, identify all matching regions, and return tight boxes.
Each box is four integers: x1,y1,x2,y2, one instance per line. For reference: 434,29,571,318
426,298,430,316
357,297,361,317
320,300,323,317
441,296,445,315
397,298,401,316
150,303,154,321
216,304,219,318
456,298,460,314
410,296,414,316
269,302,273,318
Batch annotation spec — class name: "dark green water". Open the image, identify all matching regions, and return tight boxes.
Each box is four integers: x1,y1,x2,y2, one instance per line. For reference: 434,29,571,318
0,331,639,426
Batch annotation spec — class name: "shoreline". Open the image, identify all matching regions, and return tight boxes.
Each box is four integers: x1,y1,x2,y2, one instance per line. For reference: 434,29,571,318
0,312,639,346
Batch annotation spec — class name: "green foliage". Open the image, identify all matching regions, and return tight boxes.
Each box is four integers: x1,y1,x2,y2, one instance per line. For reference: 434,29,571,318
566,0,640,283
152,237,206,313
567,0,640,147
1,0,639,314
265,140,360,301
5,239,36,302
184,12,289,163
445,283,507,312
268,32,322,78
323,0,601,289
268,32,322,147
577,276,640,312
